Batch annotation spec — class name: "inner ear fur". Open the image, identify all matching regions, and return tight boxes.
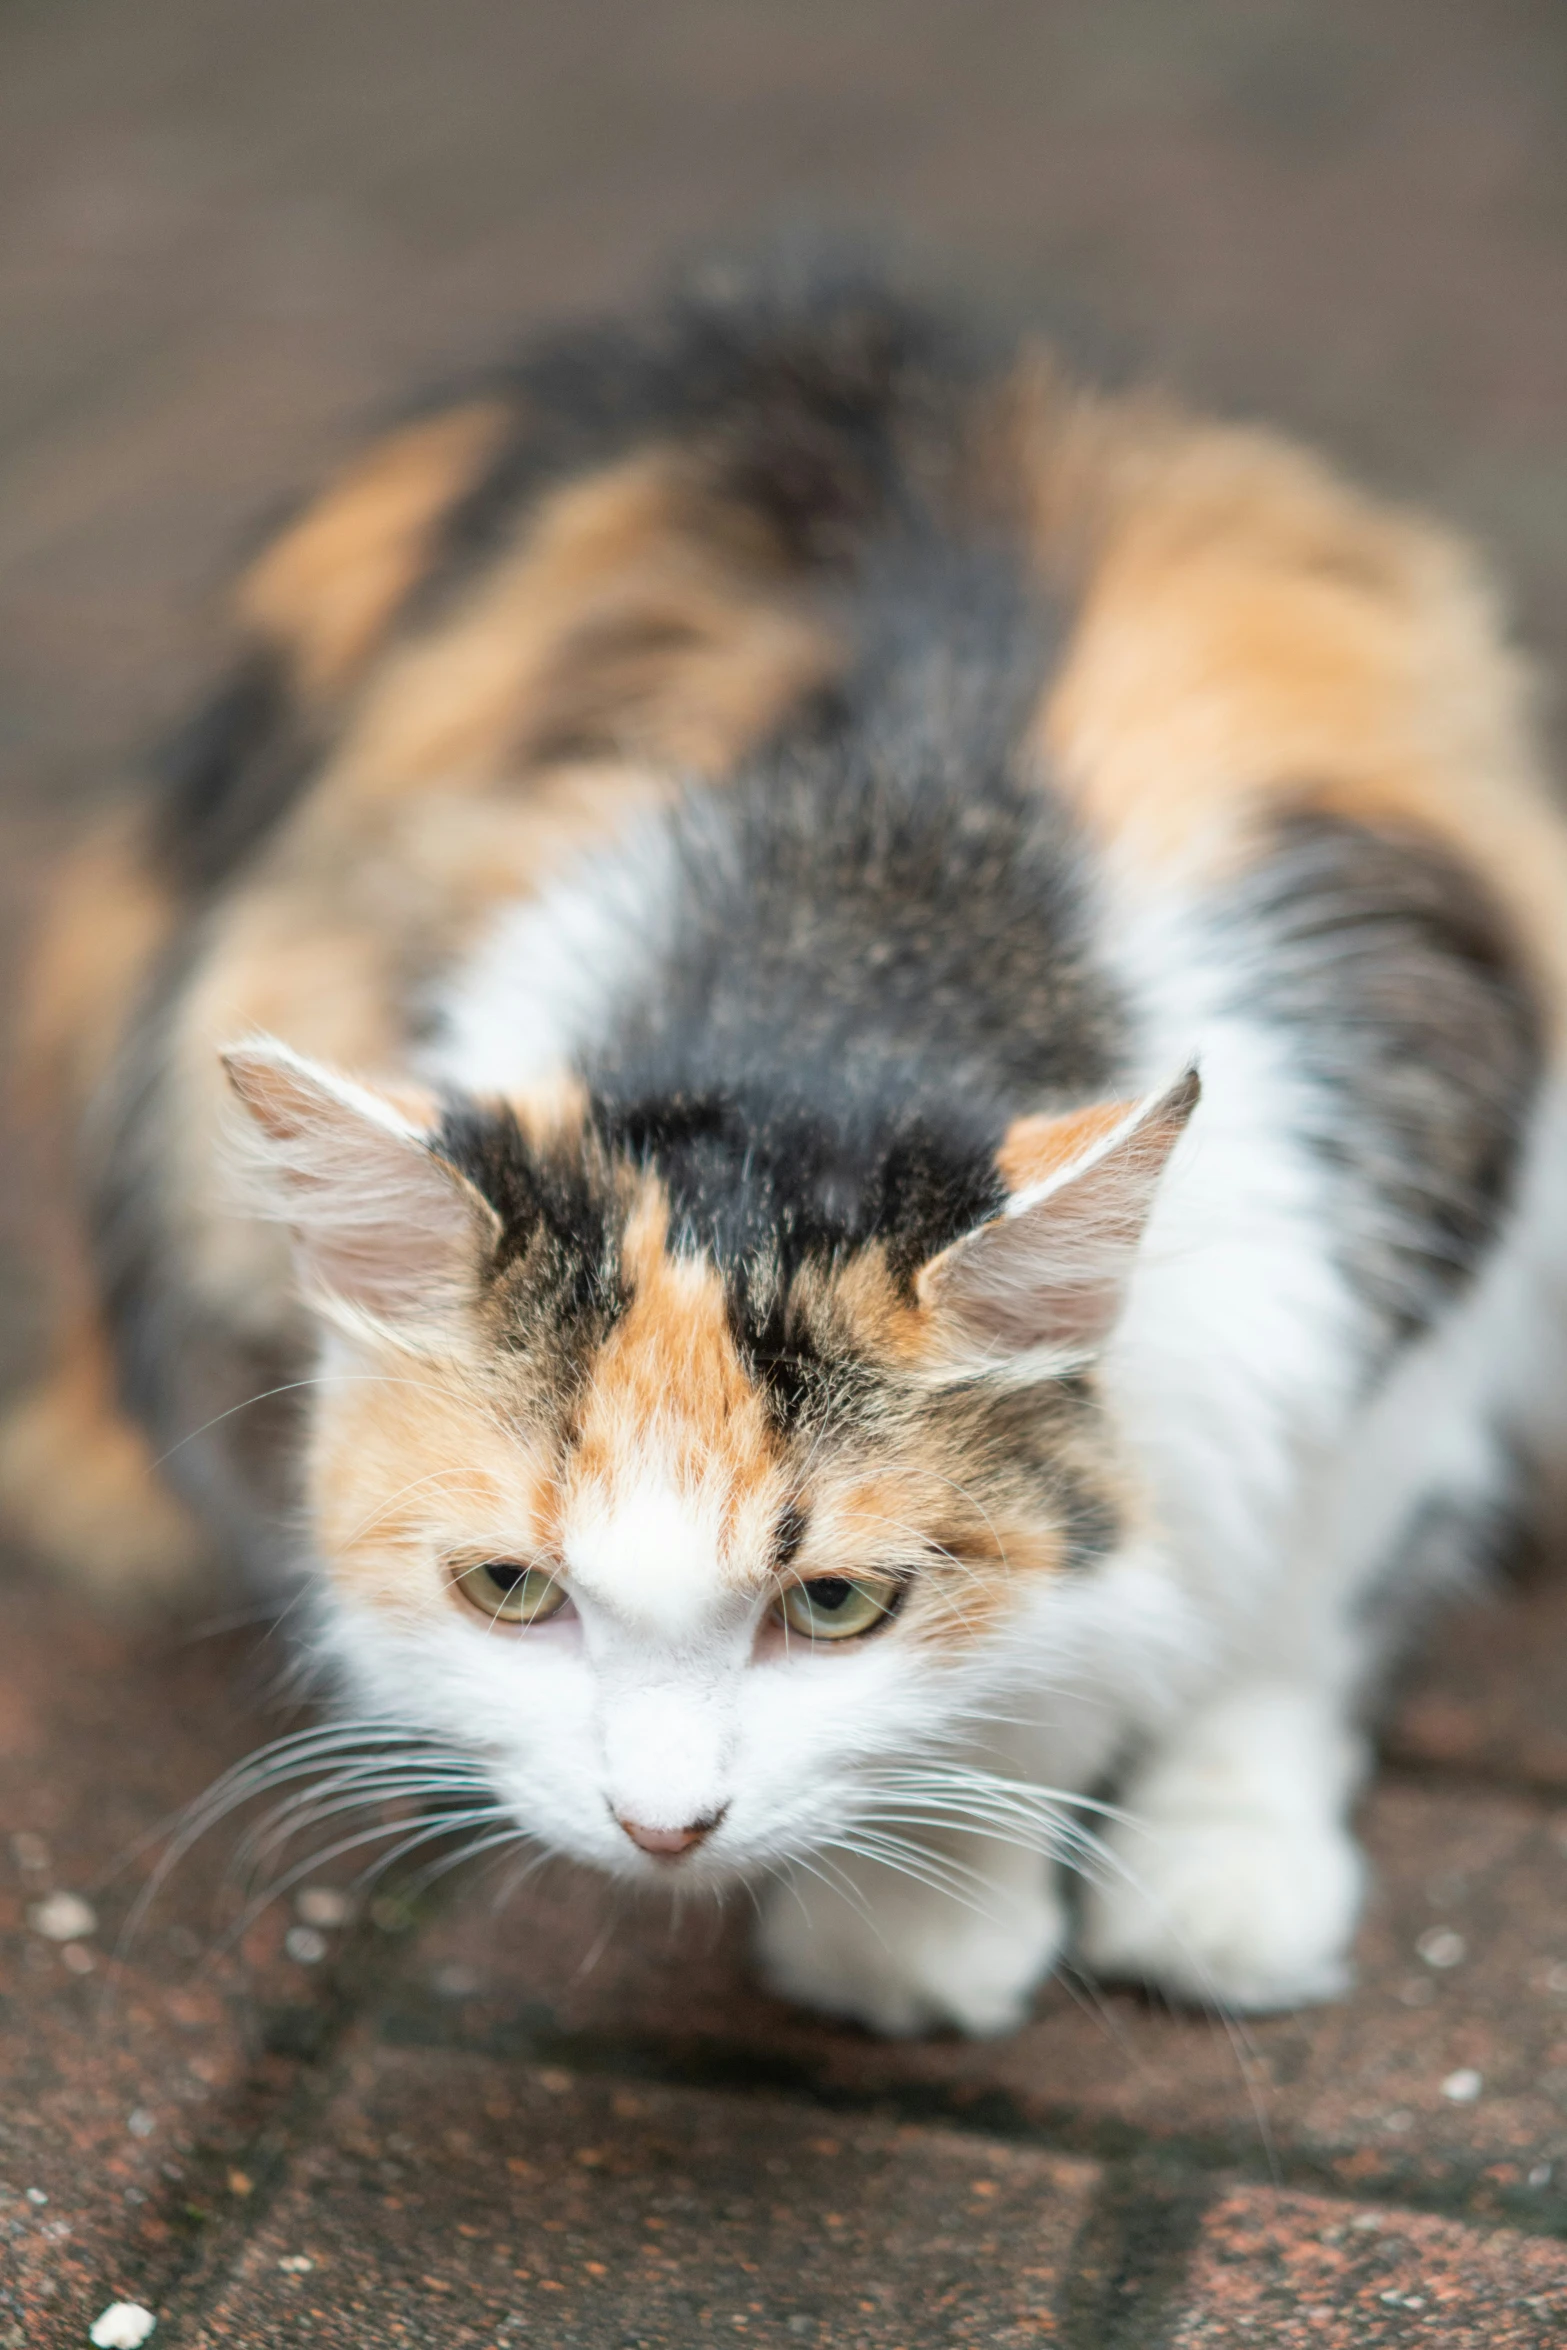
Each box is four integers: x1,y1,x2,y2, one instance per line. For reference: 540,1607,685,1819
918,1067,1200,1362
222,1040,503,1324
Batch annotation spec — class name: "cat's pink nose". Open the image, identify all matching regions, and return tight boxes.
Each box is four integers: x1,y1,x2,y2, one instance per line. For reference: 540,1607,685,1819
617,1812,723,1858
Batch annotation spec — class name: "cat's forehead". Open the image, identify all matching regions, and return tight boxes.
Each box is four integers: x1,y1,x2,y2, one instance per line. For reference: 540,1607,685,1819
308,1143,1118,1628
293,1106,1117,1626
453,1106,931,1424
558,1184,789,1580
478,1161,947,1596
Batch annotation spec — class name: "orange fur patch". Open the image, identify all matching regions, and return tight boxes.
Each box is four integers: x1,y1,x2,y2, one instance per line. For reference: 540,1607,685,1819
0,1314,209,1601
308,1344,557,1621
20,810,173,1112
1018,377,1567,1033
501,1072,591,1155
800,1451,1073,1650
237,401,513,699
812,1245,932,1369
995,1100,1136,1195
565,1184,784,1566
315,449,836,811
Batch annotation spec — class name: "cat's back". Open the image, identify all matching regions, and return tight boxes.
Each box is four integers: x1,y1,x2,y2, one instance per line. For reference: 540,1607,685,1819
43,246,1567,1112
22,253,1567,1315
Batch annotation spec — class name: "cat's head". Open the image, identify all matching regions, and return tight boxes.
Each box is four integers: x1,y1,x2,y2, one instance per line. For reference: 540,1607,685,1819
225,1041,1196,1883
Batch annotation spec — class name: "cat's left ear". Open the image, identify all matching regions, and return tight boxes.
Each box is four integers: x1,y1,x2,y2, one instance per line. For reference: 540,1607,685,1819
222,1040,502,1326
917,1068,1199,1365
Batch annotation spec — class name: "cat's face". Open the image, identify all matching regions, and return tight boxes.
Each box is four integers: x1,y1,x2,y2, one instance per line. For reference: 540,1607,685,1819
227,1045,1194,1885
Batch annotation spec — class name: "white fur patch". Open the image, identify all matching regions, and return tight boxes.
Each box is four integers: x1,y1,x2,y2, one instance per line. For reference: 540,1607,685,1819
756,1834,1068,2037
565,1474,732,1643
434,820,681,1093
1097,870,1367,1635
1079,1681,1367,2010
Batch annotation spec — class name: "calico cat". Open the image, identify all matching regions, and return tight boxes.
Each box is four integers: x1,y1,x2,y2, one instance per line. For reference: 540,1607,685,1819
7,252,1567,2035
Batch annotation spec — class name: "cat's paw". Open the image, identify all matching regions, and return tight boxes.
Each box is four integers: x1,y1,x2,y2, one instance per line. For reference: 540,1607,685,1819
1078,1812,1364,2012
755,1864,1066,2038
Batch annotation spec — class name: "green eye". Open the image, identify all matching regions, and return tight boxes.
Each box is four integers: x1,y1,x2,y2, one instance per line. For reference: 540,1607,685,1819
452,1560,568,1625
776,1574,902,1642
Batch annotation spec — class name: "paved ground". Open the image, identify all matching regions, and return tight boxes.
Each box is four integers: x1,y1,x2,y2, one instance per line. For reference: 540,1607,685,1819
4,3,1567,2342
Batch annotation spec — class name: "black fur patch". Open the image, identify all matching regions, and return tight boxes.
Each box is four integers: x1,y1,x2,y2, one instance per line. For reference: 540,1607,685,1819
413,247,993,612
773,1500,810,1571
1236,810,1544,1342
433,1102,625,1340
149,647,321,896
412,544,1128,1444
581,547,1128,1405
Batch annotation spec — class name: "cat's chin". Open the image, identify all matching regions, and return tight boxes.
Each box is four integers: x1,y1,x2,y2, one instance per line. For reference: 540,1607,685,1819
607,1849,746,1894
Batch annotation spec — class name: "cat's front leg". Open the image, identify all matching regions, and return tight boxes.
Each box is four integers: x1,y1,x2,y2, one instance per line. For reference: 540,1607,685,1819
1078,1682,1368,2012
755,1833,1067,2038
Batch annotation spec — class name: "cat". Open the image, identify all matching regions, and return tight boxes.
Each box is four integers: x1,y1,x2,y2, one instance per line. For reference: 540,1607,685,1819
7,248,1567,2037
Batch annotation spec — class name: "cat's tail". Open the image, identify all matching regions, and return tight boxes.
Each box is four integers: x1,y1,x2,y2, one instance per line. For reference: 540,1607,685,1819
0,810,210,1603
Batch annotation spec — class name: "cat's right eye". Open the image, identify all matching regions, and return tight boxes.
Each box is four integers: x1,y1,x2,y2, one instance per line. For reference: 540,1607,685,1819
451,1559,568,1626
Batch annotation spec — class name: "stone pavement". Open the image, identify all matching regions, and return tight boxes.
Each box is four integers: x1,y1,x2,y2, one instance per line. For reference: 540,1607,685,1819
3,3,1567,2342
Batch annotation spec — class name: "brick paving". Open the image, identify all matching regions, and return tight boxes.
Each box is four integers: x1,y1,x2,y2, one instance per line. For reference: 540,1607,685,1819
1167,2190,1567,2348
3,3,1567,2342
184,2066,1105,2346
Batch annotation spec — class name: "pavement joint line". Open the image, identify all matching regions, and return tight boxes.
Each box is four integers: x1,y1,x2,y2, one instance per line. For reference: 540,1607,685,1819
1056,2158,1218,2350
122,1922,413,2339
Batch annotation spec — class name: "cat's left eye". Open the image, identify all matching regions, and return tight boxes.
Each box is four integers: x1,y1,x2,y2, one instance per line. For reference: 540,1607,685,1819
775,1574,903,1642
452,1559,568,1625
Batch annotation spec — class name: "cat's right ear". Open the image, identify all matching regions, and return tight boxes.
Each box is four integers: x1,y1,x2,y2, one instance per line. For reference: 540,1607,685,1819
222,1041,502,1329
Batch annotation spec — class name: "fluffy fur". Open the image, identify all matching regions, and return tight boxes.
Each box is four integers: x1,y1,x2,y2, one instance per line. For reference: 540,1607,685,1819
9,249,1567,2035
